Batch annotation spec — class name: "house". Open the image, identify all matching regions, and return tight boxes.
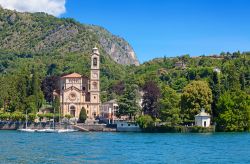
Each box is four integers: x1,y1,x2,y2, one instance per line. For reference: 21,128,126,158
175,61,186,69
100,99,119,124
195,108,211,127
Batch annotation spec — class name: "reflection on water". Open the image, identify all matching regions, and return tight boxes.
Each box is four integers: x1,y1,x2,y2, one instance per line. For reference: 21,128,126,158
0,131,249,164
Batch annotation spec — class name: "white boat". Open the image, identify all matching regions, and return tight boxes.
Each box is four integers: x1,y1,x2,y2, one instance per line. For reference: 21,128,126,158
36,128,77,133
36,129,55,133
18,128,36,132
18,109,36,132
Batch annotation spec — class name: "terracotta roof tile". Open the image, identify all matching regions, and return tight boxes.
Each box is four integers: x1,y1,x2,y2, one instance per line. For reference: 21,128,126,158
62,72,82,78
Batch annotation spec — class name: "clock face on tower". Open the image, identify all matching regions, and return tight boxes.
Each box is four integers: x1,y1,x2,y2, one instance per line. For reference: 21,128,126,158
92,73,98,78
69,92,77,101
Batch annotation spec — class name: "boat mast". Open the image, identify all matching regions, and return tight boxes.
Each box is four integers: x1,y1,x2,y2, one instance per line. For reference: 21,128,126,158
53,106,55,129
59,105,61,129
25,109,28,129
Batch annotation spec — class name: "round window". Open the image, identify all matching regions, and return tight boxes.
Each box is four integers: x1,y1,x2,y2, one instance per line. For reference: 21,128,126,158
69,92,76,101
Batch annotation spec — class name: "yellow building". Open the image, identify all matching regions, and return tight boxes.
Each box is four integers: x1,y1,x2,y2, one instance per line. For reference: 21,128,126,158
58,47,100,120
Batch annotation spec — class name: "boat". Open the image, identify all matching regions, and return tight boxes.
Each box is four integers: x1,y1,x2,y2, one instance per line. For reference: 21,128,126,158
18,109,36,132
36,128,59,133
18,128,36,132
36,105,77,133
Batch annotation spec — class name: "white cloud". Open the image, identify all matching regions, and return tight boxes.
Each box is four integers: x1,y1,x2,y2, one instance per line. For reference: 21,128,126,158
0,0,66,17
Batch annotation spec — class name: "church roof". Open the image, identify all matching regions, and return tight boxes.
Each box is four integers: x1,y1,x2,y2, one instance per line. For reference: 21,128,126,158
62,72,82,78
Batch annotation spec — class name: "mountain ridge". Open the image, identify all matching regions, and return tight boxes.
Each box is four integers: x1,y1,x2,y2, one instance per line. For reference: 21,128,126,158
0,7,139,66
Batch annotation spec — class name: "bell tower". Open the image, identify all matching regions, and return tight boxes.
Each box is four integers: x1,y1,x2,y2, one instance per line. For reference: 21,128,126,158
89,47,100,118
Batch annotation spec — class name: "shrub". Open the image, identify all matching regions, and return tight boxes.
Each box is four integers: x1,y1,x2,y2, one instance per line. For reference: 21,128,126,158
64,114,72,120
79,107,87,123
28,113,36,122
10,112,25,121
136,115,154,129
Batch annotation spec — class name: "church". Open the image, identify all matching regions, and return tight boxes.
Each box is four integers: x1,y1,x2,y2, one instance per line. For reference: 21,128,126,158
57,47,100,120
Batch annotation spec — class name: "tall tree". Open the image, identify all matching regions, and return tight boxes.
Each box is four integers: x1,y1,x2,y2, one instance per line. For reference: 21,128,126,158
216,90,250,131
79,107,87,123
52,96,60,114
117,84,140,119
41,76,60,103
159,85,181,125
30,67,44,111
142,80,161,118
181,80,213,121
210,71,221,118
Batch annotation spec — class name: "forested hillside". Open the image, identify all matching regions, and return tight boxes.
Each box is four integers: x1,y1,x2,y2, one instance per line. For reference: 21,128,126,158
0,8,249,132
0,7,139,65
114,52,250,132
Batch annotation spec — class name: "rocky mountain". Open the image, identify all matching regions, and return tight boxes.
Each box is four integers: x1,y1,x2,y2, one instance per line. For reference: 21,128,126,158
0,7,139,66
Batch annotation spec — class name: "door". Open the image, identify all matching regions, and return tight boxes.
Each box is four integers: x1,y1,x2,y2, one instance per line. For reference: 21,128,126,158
70,106,76,117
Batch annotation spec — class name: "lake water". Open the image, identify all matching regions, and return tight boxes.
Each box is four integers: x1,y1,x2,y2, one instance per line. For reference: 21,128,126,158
0,131,249,164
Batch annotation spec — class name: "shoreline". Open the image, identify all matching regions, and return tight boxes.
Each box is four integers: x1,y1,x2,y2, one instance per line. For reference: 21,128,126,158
0,121,218,133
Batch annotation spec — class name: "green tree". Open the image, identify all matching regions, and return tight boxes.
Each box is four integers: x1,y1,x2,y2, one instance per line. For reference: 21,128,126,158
79,107,87,123
210,71,221,117
31,68,44,110
181,80,213,121
117,84,140,120
136,115,154,129
52,96,60,114
24,95,37,113
216,91,250,131
159,86,181,125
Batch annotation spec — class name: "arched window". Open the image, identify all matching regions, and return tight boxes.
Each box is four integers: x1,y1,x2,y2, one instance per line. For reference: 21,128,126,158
70,106,75,110
93,57,97,66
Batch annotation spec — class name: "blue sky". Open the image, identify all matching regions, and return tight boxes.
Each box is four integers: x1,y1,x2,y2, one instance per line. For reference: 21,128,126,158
61,0,250,63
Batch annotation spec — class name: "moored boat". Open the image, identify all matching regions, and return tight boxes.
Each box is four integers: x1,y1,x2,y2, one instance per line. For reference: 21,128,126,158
18,109,36,132
18,128,36,132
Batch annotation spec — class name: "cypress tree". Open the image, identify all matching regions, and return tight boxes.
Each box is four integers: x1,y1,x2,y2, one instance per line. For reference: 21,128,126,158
79,107,87,123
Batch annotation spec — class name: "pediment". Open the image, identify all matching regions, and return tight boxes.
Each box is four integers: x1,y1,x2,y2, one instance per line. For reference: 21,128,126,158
64,86,81,93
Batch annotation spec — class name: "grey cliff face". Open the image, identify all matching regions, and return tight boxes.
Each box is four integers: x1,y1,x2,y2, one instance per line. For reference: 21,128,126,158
88,26,140,66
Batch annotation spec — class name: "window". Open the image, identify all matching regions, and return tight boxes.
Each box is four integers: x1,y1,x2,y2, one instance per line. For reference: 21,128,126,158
85,92,90,102
92,82,97,89
93,57,97,66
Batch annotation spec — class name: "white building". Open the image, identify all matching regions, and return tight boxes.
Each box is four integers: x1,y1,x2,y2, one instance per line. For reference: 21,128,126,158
100,99,118,124
195,109,211,127
213,67,221,73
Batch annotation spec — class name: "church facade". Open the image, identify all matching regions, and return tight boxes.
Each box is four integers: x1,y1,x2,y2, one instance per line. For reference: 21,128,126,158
58,47,100,120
